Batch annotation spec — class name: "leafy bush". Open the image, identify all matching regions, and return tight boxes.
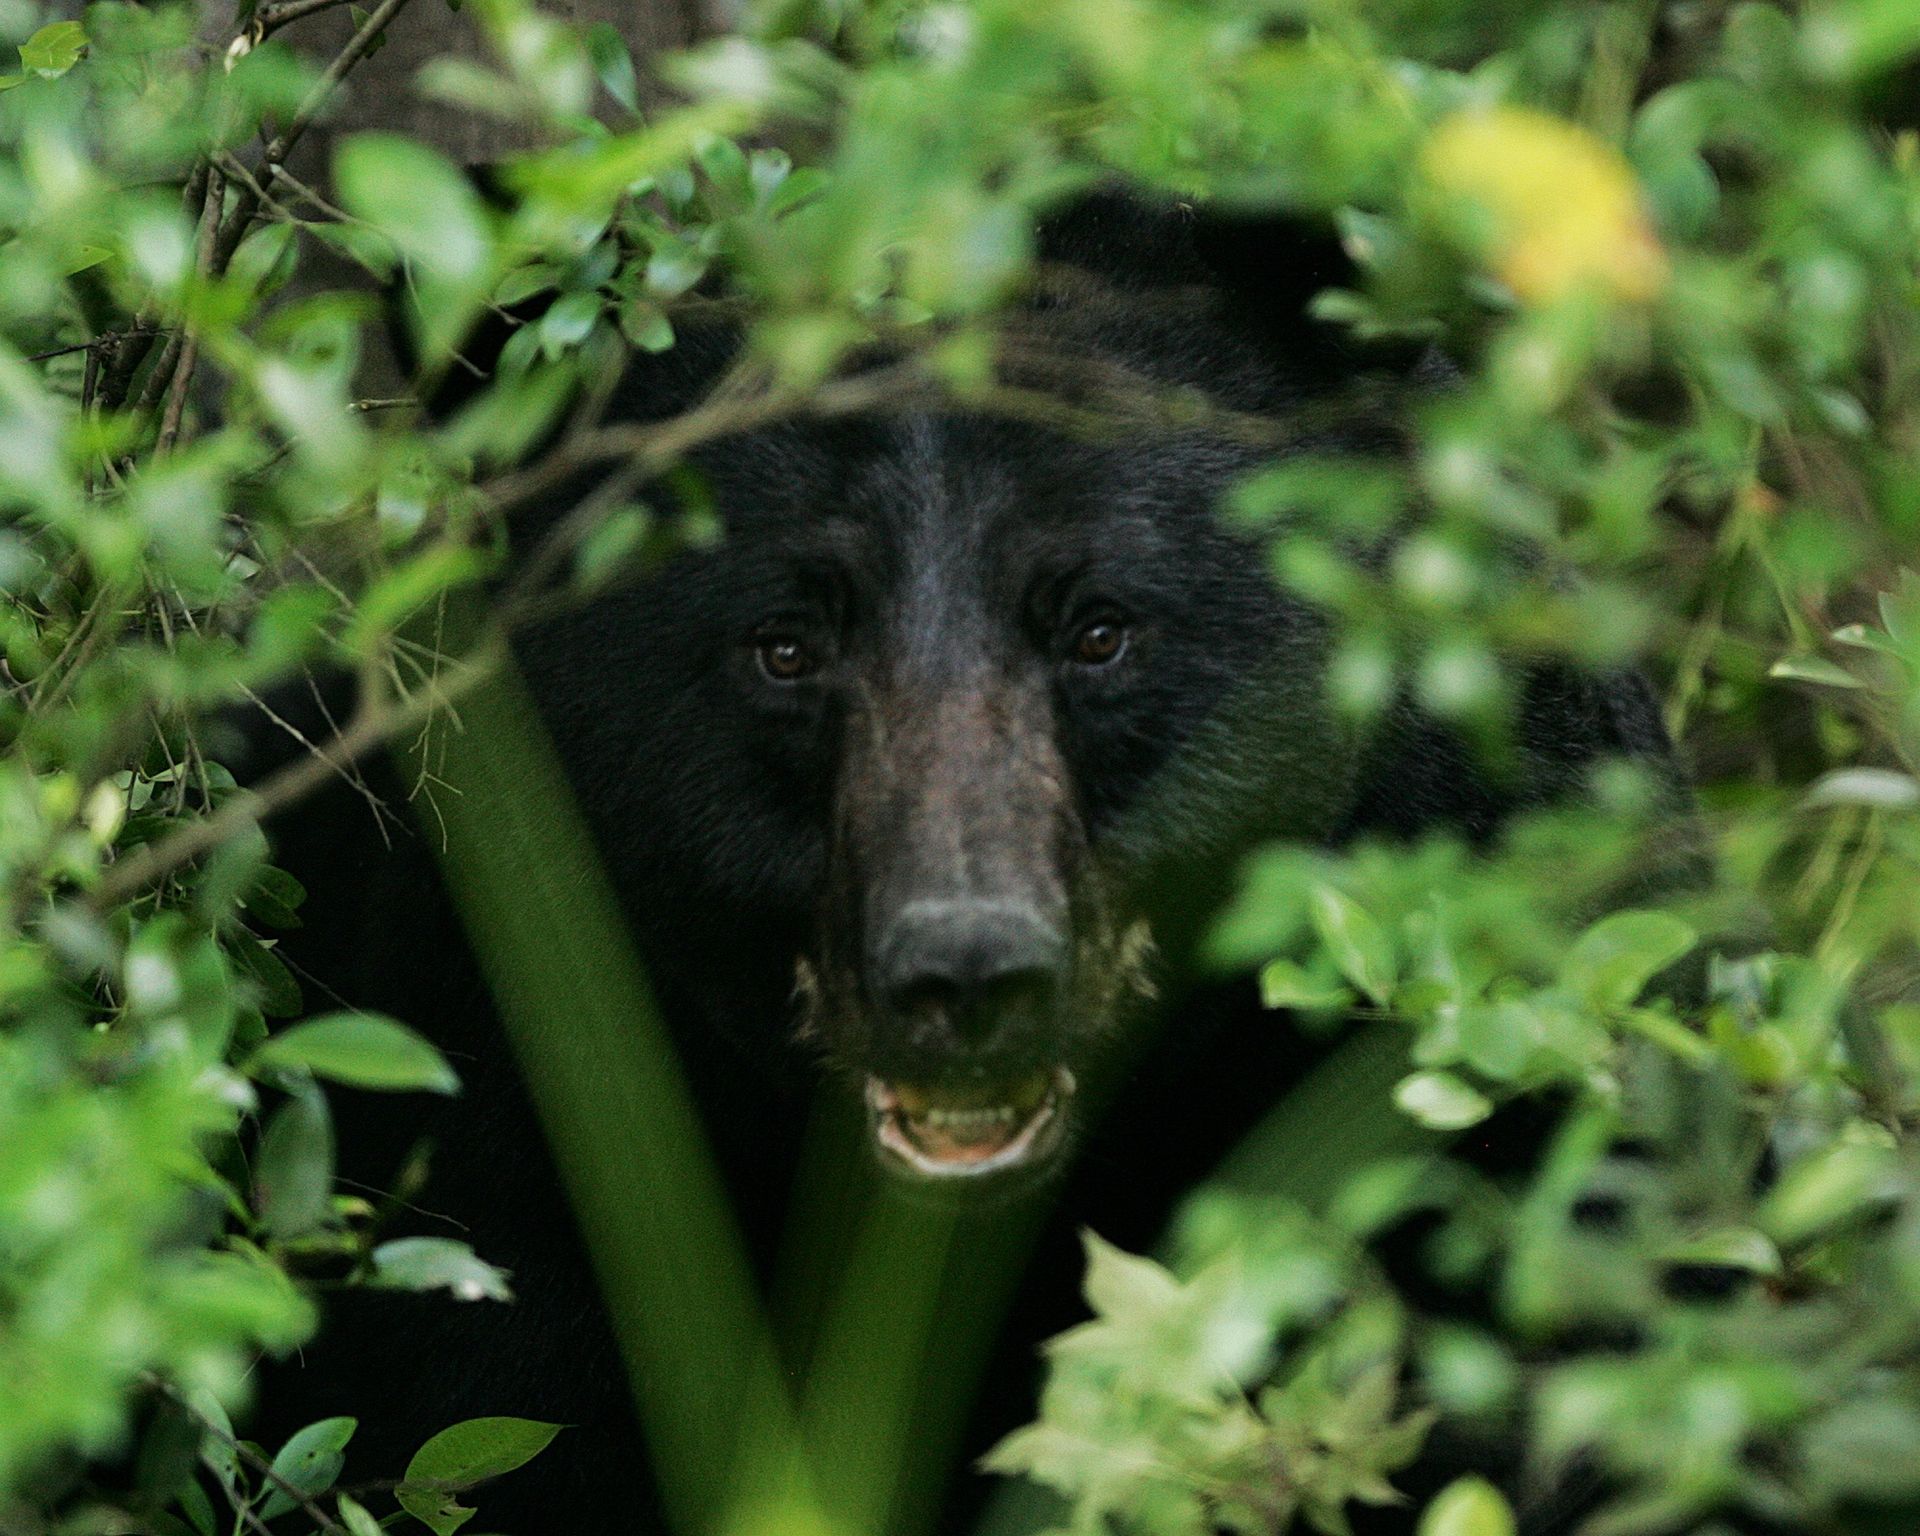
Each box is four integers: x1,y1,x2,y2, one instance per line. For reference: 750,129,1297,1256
2,0,1918,1533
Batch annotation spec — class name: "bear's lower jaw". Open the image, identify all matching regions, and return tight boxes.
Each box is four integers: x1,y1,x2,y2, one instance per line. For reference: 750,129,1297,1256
866,1067,1075,1179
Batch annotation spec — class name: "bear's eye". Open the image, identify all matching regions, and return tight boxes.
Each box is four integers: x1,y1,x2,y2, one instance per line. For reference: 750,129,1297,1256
756,635,819,683
1070,618,1128,668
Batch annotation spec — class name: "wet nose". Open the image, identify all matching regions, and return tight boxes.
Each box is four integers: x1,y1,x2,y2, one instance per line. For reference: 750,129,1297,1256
876,898,1067,1044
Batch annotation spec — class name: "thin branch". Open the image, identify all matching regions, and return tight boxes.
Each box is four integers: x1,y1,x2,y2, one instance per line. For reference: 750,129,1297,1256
236,679,397,833
157,167,225,454
85,636,503,913
481,362,924,525
143,1375,350,1536
26,328,162,366
251,0,359,39
211,150,306,228
252,163,357,226
214,0,416,269
97,167,209,410
133,330,186,417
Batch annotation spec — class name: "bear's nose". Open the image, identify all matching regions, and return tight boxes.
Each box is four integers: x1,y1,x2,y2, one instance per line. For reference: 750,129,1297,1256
875,898,1067,1047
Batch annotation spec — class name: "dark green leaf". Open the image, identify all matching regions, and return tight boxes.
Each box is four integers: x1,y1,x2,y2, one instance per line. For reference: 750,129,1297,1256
254,1087,334,1239
398,1418,563,1536
260,1417,355,1519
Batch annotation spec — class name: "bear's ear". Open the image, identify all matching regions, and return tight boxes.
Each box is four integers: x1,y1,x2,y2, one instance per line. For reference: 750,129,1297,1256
1033,188,1213,288
1035,188,1424,381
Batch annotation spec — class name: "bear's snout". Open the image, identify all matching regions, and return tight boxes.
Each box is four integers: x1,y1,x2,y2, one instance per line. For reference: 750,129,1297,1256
805,670,1116,1179
873,896,1068,1056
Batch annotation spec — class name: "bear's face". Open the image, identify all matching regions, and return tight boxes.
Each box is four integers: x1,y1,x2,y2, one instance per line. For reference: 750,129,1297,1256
566,399,1354,1181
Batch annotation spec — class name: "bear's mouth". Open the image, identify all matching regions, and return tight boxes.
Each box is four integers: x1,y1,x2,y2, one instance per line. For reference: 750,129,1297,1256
864,1067,1075,1178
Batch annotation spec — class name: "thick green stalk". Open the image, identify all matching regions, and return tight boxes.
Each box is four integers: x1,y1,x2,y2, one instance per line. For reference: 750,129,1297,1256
406,652,817,1536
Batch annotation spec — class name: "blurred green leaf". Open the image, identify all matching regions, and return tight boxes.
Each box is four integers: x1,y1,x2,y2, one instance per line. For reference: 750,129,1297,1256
1310,885,1397,1005
1418,1476,1516,1536
1393,1070,1492,1131
1562,912,1697,1012
371,1238,512,1302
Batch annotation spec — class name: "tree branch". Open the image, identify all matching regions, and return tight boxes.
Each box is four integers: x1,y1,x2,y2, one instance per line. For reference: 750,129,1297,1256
85,635,504,913
156,167,225,453
215,0,416,269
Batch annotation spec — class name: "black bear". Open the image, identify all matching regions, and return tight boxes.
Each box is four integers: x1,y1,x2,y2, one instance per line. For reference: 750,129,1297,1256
249,194,1684,1533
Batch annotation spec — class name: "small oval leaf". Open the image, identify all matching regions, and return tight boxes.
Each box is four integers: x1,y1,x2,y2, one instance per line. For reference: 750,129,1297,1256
1419,1476,1516,1536
1394,1070,1492,1131
250,1012,459,1094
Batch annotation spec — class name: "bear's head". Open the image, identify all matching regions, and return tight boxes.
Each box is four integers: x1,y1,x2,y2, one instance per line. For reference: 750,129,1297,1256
523,278,1380,1183
741,406,1357,1179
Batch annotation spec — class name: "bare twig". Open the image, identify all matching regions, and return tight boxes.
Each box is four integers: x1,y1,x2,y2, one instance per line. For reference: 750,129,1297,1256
251,0,359,39
211,150,306,227
86,636,503,913
29,585,126,714
252,163,358,226
97,165,210,411
157,168,225,454
481,362,924,526
237,679,398,833
26,328,162,366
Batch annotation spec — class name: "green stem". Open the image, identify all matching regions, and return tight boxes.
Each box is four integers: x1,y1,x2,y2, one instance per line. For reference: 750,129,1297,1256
406,649,817,1536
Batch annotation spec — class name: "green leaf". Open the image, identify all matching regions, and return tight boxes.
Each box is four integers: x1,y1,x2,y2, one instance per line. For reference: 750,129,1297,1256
337,1495,385,1536
228,930,303,1018
372,1237,512,1302
1617,1004,1714,1063
1768,654,1862,689
573,505,652,592
1561,911,1696,1011
227,221,299,298
19,20,87,78
768,165,828,217
1308,885,1396,1004
1418,1476,1516,1536
1802,768,1920,811
260,1417,355,1519
334,134,489,286
250,1012,460,1094
538,290,602,355
1393,1070,1492,1131
254,1087,334,1239
1080,1231,1182,1321
341,544,489,655
1661,1226,1782,1276
493,263,560,307
1761,1140,1900,1245
398,1418,564,1536
347,3,388,55
644,238,707,300
1258,958,1351,1011
617,297,675,353
586,21,638,114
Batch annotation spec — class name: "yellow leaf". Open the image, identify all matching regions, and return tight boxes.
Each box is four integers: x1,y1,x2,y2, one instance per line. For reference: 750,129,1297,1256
1421,106,1667,305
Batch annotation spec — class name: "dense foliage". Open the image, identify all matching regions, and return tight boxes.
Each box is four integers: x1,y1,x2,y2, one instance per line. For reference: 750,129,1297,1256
2,0,1919,1533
